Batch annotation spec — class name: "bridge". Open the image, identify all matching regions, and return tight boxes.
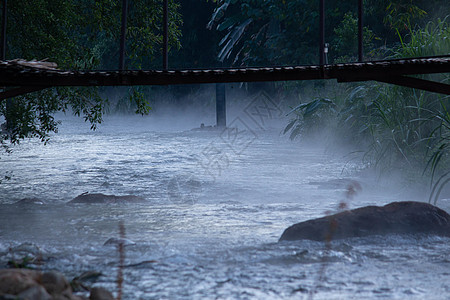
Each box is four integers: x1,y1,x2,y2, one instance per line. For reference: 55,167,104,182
1,56,449,99
0,0,449,128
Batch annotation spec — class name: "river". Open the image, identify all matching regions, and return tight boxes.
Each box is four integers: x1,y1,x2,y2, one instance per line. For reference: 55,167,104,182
0,107,449,299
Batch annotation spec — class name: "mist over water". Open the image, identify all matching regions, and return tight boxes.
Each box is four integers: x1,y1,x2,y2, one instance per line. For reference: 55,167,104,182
0,96,449,299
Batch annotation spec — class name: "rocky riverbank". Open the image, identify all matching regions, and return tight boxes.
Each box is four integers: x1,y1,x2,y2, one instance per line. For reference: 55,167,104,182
0,269,114,300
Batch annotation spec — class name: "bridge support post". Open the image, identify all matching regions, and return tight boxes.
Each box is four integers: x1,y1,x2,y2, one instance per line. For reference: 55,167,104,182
216,83,226,128
1,0,6,61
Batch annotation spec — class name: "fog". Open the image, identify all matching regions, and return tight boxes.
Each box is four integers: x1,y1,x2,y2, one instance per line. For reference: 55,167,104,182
0,86,449,299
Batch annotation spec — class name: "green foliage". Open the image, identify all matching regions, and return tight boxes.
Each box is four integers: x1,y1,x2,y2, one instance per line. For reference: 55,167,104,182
425,101,450,203
332,12,378,62
284,98,336,140
208,0,319,66
208,0,418,66
284,17,450,189
84,0,182,69
170,0,221,69
384,1,427,33
7,256,34,269
114,87,152,115
7,0,80,67
394,16,450,58
361,85,437,170
393,17,450,183
1,0,182,147
208,0,450,66
428,171,450,205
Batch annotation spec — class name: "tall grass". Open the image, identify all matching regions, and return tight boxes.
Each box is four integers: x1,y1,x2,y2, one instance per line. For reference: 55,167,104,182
285,17,450,201
395,16,450,58
393,17,450,199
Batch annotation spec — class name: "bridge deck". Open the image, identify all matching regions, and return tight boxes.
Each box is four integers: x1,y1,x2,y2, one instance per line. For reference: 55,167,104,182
0,56,449,97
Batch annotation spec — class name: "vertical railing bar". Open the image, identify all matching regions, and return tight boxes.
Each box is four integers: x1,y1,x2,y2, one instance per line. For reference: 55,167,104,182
319,0,325,65
1,0,8,130
358,0,364,62
119,0,128,70
1,0,7,61
163,0,168,71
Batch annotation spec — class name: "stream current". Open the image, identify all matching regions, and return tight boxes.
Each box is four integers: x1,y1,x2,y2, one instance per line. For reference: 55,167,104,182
0,114,449,299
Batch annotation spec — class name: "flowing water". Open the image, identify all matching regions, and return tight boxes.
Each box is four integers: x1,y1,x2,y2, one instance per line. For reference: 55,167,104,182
0,112,449,299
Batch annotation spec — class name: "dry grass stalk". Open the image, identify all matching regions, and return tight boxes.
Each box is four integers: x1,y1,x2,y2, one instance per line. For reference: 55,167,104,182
117,221,126,300
308,181,361,300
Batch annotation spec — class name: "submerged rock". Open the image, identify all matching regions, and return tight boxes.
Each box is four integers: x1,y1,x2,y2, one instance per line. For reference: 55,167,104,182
14,197,45,205
103,237,136,246
190,123,217,131
69,192,146,204
308,178,361,190
279,201,450,241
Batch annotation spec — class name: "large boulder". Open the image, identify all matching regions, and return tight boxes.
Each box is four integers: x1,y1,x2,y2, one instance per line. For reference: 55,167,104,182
69,192,146,204
0,269,114,300
0,269,82,300
279,201,450,242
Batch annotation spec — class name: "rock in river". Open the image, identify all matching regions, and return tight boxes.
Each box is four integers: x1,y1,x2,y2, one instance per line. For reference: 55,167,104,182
279,201,450,241
69,192,146,204
0,269,81,300
103,237,136,246
0,269,114,300
14,197,45,205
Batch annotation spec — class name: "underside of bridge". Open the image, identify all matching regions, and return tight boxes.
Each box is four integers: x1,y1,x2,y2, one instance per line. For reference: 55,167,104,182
0,55,449,101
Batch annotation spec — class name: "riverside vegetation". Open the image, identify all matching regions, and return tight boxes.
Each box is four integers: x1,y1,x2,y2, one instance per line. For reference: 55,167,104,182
283,17,450,202
1,2,450,297
2,1,448,193
0,0,448,166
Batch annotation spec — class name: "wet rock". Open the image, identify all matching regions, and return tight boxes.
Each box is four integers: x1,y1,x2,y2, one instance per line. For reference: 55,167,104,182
0,269,40,295
40,271,72,298
72,271,102,284
279,201,450,241
89,287,114,300
190,123,217,131
17,285,52,300
69,192,146,204
14,197,45,205
103,237,136,246
0,269,99,300
71,271,103,293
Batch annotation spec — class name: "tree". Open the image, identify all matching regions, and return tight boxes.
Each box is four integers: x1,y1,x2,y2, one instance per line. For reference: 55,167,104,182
207,0,320,66
207,0,448,66
1,0,182,144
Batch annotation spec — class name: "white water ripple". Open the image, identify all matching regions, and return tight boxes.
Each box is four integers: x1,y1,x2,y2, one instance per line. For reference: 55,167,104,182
0,115,449,299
